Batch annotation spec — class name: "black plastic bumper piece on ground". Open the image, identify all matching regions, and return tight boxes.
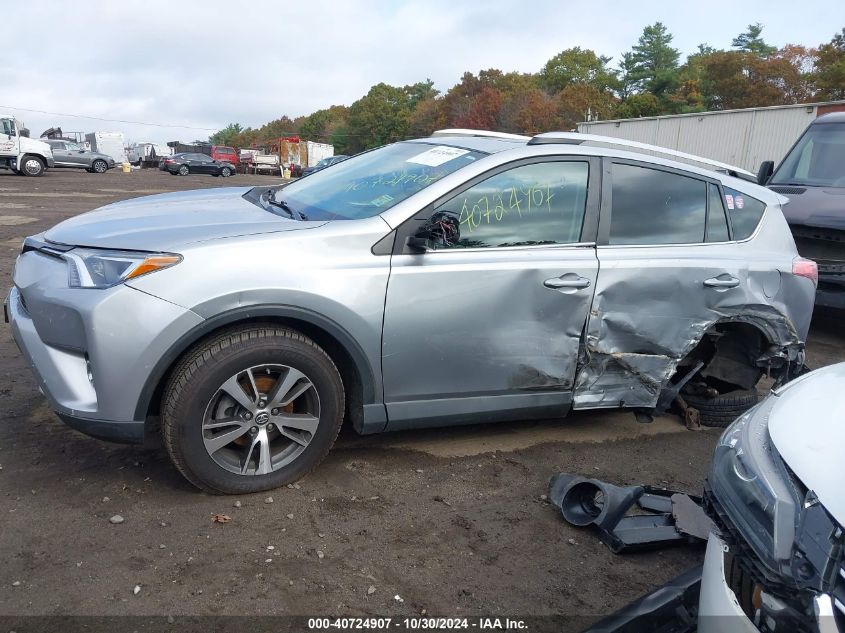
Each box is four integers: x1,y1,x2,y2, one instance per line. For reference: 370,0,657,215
580,565,702,633
548,473,715,553
57,412,144,444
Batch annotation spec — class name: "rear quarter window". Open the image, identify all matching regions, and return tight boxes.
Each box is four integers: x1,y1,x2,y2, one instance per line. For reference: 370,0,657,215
723,187,766,240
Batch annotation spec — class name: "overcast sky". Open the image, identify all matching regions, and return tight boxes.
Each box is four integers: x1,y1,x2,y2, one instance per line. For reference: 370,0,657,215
3,1,843,145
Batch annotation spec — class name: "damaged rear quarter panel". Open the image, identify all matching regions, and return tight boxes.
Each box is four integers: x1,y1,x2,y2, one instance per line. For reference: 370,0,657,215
573,215,813,409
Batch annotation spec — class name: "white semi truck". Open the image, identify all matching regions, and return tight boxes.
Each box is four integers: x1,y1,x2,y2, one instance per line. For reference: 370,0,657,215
0,114,54,176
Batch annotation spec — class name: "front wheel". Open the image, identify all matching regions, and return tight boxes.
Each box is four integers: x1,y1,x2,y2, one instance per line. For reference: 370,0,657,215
178,165,189,176
92,159,108,173
162,325,345,494
220,166,232,177
20,156,45,177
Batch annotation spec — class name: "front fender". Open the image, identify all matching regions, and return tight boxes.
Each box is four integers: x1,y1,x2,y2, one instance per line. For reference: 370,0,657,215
133,301,382,425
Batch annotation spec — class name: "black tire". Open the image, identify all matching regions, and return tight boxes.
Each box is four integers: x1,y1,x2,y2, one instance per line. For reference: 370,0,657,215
162,325,345,494
682,390,760,428
20,155,45,177
92,159,108,174
221,166,232,177
178,164,189,176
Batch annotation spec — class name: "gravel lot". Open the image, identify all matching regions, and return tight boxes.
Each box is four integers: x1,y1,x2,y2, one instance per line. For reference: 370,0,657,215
1,168,842,631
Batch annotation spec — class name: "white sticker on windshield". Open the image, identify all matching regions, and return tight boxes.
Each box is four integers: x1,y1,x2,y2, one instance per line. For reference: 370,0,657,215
406,146,470,166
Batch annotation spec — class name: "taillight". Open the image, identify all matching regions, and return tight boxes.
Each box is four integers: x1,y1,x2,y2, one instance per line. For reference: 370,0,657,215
164,158,175,164
792,257,818,286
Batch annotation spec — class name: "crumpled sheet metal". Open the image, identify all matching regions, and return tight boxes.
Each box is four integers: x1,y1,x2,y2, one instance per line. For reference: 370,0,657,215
572,266,809,410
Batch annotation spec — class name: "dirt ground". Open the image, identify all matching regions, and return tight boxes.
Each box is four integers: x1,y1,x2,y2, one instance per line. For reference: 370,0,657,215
0,168,842,631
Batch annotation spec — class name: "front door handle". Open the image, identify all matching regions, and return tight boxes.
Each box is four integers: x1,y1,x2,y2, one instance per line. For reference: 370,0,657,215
544,275,591,290
703,276,740,289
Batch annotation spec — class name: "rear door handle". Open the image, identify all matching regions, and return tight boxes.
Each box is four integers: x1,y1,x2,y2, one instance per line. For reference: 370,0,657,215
544,275,591,290
703,276,740,289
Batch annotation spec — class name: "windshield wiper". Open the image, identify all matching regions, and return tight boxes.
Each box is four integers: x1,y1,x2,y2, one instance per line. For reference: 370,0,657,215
265,194,308,221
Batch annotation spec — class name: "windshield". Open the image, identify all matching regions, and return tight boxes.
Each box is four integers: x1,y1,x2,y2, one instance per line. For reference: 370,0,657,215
272,142,486,220
771,124,845,187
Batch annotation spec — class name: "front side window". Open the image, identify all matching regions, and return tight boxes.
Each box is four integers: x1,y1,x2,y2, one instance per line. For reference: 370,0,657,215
425,161,589,249
275,142,486,221
1,118,14,136
723,186,766,240
770,124,845,187
609,163,707,245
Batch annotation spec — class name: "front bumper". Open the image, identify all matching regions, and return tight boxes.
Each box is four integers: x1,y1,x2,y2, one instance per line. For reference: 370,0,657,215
6,248,203,443
699,531,844,633
698,534,760,633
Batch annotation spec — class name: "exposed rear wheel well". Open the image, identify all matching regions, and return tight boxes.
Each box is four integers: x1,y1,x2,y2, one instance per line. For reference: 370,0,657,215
146,317,366,433
676,321,769,393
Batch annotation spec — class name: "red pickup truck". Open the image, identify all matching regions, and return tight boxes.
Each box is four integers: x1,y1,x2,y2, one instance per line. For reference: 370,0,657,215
210,145,239,165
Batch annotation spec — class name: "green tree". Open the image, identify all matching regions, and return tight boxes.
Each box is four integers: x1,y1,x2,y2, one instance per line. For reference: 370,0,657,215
209,123,244,145
404,79,439,109
629,22,681,99
616,52,638,99
539,47,618,94
815,28,845,100
299,105,349,142
615,93,661,118
345,83,412,152
732,23,777,57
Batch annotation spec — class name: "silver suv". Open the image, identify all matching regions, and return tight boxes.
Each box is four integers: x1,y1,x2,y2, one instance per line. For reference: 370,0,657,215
5,130,817,494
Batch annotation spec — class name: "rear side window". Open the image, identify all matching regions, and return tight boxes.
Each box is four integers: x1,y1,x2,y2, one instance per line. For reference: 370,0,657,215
706,183,730,242
430,161,589,249
723,187,766,240
609,164,707,245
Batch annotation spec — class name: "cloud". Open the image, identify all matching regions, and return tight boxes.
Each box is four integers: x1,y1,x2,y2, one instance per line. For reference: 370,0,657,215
3,0,843,144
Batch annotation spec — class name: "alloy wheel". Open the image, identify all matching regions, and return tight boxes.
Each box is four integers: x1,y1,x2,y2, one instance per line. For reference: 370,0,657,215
201,364,320,476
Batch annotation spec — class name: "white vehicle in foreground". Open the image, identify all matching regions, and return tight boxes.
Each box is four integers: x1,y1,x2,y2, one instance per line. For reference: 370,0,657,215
0,114,54,176
700,362,845,632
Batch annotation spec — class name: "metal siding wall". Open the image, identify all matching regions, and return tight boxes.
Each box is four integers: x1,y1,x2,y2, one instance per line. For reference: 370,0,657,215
744,108,818,170
578,105,828,171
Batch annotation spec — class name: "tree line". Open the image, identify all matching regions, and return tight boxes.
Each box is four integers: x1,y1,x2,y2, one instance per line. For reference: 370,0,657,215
210,23,845,155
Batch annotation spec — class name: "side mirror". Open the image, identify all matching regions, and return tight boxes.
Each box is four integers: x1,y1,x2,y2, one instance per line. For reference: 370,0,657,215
757,160,774,186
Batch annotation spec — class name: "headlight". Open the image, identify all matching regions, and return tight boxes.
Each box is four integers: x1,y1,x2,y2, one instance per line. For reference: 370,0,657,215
709,397,800,575
64,248,181,289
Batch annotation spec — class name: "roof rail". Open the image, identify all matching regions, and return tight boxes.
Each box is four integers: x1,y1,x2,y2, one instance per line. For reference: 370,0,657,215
432,129,531,141
528,132,755,179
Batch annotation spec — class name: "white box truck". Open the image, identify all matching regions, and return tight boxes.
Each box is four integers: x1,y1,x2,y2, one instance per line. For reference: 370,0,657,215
0,114,54,177
127,142,171,166
85,131,128,164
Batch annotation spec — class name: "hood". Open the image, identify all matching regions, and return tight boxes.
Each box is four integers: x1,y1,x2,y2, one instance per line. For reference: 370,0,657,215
768,362,845,526
21,136,52,157
772,186,845,230
44,187,325,251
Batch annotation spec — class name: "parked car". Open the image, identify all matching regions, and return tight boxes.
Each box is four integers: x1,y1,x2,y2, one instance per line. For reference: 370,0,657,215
159,152,235,177
211,145,239,166
6,130,816,494
301,154,348,176
758,112,845,310
699,362,844,633
44,139,115,173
